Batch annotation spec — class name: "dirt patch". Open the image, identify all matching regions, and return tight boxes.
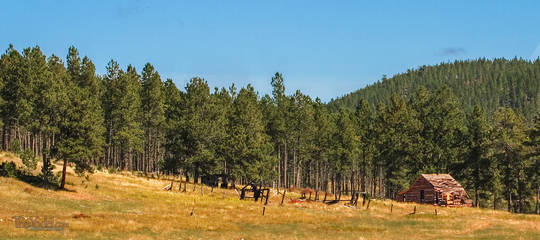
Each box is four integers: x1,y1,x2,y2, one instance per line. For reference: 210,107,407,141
72,213,90,219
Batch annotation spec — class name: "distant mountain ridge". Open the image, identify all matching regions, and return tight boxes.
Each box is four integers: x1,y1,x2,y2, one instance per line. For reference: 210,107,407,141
328,58,540,119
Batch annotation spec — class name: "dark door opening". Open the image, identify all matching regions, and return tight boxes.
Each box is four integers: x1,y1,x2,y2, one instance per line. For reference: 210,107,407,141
420,190,425,202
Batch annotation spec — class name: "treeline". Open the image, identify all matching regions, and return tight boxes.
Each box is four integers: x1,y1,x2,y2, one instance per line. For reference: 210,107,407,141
0,45,538,213
328,58,540,120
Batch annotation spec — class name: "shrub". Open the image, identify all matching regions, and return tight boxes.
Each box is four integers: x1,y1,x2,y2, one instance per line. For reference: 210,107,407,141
21,149,37,171
0,162,18,177
39,171,59,188
39,157,59,188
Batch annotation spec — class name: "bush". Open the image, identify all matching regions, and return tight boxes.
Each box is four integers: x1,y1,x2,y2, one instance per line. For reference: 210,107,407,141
108,167,117,174
0,162,18,177
39,170,59,188
21,149,37,171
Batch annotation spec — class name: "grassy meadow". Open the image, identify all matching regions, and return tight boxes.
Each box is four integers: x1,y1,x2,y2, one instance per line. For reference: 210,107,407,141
0,153,538,240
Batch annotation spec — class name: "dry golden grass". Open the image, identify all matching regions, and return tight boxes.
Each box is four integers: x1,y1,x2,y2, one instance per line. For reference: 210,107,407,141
0,154,538,239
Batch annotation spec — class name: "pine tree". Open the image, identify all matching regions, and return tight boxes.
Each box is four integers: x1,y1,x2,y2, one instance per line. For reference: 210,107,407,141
376,95,421,198
270,72,289,187
526,114,540,213
313,98,335,192
140,63,165,172
102,60,122,168
228,85,275,184
493,107,531,212
0,45,30,150
463,106,494,207
33,52,68,185
331,108,357,195
212,86,232,186
290,90,316,188
181,78,222,182
354,98,375,192
430,86,466,173
118,65,144,171
162,78,184,175
55,47,105,189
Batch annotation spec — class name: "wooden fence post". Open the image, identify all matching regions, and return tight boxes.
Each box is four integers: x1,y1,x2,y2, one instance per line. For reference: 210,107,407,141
323,192,327,203
391,203,393,213
366,199,371,210
413,206,416,214
262,206,266,216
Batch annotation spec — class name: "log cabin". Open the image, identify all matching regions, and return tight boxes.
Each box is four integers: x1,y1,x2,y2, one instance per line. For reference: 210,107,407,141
397,174,473,207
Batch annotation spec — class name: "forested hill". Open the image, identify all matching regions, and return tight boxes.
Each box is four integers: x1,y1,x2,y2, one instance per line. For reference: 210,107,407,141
328,58,540,119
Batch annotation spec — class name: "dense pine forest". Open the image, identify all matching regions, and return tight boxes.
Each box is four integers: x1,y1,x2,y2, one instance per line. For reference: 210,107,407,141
0,45,538,214
328,59,540,120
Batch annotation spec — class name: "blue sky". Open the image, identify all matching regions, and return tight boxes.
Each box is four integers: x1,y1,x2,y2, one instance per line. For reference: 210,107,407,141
1,1,539,101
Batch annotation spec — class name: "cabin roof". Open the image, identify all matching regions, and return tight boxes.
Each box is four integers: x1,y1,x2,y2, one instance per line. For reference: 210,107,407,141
420,174,466,194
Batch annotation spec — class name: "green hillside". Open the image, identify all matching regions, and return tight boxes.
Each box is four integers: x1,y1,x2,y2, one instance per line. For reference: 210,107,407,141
328,58,540,119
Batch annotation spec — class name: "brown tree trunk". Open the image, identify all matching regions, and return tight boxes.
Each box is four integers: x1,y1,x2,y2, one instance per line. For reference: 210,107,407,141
315,158,319,191
535,187,540,214
277,145,281,187
1,125,5,150
361,169,366,192
493,192,497,210
60,159,68,189
283,141,288,187
41,133,49,175
475,186,479,207
293,147,296,187
508,191,512,213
